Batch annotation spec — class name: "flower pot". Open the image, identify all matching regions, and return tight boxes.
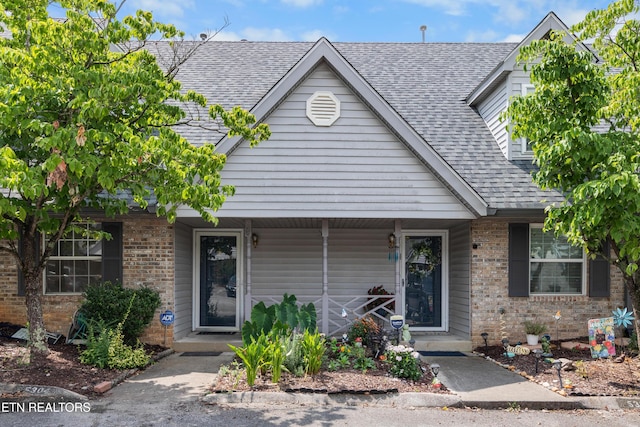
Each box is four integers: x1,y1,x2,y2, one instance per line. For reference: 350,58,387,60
526,334,539,345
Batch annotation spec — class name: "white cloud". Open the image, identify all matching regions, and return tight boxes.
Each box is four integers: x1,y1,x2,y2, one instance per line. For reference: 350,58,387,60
301,29,334,41
501,33,526,43
464,29,499,42
129,0,195,18
241,27,292,41
280,0,323,7
211,30,243,41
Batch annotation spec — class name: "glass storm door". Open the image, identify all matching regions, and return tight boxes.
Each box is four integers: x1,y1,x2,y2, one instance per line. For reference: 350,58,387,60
196,233,240,330
403,234,444,330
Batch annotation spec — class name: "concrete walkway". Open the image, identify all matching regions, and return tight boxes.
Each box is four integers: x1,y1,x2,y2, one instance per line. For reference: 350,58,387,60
5,351,634,411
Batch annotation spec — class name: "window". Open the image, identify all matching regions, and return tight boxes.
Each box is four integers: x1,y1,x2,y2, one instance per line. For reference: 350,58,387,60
529,225,585,294
520,84,535,153
44,223,103,294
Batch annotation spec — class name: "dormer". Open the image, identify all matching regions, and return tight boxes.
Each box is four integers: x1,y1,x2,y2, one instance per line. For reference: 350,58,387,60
467,12,597,161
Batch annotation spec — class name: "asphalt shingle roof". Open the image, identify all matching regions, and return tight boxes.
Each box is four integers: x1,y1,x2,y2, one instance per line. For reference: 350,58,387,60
164,40,565,212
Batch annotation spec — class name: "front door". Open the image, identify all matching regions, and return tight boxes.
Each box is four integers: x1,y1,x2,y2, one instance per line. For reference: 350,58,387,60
403,232,447,331
194,231,242,331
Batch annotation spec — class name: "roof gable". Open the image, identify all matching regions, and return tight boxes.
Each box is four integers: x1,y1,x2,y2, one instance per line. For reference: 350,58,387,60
217,38,489,217
467,12,597,106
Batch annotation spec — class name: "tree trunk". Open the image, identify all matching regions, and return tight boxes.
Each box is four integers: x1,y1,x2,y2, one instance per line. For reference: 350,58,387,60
22,232,49,366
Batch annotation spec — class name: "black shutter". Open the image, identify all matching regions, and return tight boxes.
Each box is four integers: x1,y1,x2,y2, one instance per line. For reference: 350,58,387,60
101,222,123,284
589,241,610,297
508,223,530,297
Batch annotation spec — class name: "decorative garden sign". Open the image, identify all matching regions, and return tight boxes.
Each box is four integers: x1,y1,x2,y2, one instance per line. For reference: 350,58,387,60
588,317,616,358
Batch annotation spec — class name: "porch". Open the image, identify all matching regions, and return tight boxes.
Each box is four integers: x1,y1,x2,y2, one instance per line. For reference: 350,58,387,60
174,331,471,353
174,293,472,352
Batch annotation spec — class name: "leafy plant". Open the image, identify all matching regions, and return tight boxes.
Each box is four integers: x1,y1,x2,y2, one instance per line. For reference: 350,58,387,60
300,329,325,375
283,333,305,377
228,334,269,387
384,344,422,380
267,335,286,383
352,345,376,373
523,320,547,335
80,281,161,345
216,360,244,391
241,294,317,345
366,286,395,312
80,296,151,369
347,315,380,344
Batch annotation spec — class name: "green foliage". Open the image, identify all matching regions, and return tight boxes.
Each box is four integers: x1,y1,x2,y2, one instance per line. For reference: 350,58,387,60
523,320,547,335
283,333,305,377
505,0,640,338
79,319,112,369
228,334,269,387
241,294,317,345
267,335,286,383
0,0,270,353
80,281,161,345
384,344,422,381
80,298,151,369
300,329,325,375
347,315,381,343
216,360,244,391
326,336,375,373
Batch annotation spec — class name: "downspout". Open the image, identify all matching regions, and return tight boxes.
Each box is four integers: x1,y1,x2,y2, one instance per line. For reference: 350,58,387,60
244,220,252,322
322,219,329,334
394,220,401,315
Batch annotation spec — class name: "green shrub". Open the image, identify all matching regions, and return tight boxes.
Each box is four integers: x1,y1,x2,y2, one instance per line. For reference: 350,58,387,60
300,329,325,375
228,334,269,387
241,294,317,345
283,333,305,377
80,281,161,345
384,344,422,380
80,297,151,369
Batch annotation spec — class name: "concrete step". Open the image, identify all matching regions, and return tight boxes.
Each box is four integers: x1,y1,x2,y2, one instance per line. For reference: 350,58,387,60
173,332,471,353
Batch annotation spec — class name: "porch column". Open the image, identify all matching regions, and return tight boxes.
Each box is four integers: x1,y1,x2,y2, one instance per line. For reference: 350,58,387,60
321,219,329,334
244,220,253,320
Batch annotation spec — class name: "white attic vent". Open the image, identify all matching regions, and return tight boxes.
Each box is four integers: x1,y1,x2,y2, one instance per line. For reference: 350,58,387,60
306,91,340,126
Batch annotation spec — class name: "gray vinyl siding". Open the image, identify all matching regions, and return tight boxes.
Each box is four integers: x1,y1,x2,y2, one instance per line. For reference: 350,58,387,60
448,222,470,337
508,71,536,161
250,228,323,300
214,63,473,220
173,222,193,339
327,229,395,293
477,84,509,159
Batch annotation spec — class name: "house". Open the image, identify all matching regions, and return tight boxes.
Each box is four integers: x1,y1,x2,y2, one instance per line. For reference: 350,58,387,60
0,12,625,351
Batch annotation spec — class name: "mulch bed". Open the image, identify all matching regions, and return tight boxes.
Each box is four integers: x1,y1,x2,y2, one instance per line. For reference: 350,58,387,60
475,339,640,397
0,322,167,400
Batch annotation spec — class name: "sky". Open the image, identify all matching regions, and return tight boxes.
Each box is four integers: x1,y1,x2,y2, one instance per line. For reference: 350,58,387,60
85,0,616,43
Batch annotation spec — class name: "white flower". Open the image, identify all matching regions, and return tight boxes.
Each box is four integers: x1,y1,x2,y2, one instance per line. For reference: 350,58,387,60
412,352,420,359
396,356,402,362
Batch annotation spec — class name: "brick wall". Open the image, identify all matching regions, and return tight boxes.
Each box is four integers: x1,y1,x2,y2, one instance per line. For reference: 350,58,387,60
470,218,625,349
0,215,175,347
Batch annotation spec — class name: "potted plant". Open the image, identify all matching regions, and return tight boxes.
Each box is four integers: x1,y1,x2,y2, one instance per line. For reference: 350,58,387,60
366,285,395,315
523,320,547,345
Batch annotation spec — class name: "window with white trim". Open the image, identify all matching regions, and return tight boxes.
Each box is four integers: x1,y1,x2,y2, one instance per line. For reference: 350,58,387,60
520,84,536,153
529,225,585,294
44,223,102,294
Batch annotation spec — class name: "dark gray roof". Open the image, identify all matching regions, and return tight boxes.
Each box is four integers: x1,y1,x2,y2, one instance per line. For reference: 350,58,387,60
163,40,565,212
